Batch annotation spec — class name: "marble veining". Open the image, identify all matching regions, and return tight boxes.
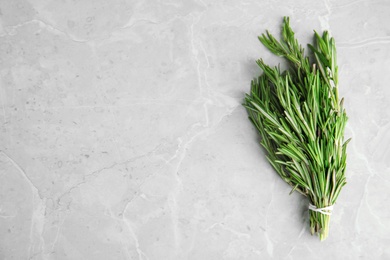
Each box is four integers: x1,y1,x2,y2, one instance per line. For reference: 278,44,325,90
0,0,389,259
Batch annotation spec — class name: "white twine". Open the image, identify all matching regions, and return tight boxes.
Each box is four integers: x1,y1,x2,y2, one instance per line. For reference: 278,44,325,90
309,204,334,216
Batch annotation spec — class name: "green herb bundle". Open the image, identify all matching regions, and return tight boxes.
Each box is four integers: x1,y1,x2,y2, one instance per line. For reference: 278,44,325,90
244,17,350,241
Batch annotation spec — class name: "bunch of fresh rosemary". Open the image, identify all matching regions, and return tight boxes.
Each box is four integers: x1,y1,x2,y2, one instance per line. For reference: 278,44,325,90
244,17,350,241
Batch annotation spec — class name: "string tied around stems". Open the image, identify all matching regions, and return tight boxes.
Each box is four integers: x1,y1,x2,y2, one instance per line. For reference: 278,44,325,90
309,204,334,216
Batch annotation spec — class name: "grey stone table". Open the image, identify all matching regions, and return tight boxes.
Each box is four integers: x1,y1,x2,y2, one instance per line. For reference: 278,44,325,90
0,0,389,259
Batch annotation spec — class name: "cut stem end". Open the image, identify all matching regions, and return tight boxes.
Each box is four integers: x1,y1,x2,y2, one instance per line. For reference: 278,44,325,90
310,210,331,241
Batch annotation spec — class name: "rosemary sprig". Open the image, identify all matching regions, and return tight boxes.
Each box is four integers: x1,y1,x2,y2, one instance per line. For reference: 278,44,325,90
244,17,350,241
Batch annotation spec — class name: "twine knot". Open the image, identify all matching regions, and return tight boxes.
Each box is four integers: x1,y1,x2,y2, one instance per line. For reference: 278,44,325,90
309,204,334,216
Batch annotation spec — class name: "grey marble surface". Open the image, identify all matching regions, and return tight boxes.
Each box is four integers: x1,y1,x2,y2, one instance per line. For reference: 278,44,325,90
1,0,390,259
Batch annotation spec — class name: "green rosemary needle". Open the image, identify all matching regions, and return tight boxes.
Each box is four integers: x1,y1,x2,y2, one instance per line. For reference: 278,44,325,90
244,17,350,241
